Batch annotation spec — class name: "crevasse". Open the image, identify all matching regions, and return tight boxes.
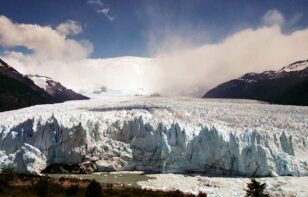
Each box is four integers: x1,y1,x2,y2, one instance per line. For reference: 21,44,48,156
0,98,307,176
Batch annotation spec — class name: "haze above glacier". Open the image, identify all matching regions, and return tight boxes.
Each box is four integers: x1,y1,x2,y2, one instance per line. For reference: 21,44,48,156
1,7,308,96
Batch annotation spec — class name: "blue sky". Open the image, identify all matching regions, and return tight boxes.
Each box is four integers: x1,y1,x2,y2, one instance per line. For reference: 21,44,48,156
1,0,308,58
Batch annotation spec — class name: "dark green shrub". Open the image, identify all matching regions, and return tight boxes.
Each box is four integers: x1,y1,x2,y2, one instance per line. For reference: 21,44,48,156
245,179,270,197
59,176,66,184
197,191,207,197
85,180,103,197
0,168,16,184
65,184,79,196
35,178,49,197
0,168,16,194
0,182,3,194
168,189,185,197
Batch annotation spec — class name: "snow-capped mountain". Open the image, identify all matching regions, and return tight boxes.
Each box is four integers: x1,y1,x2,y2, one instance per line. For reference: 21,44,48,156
27,74,89,102
204,60,308,106
0,58,55,112
0,58,89,112
279,60,308,72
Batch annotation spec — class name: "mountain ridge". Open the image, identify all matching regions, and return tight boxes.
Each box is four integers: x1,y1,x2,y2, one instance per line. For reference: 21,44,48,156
27,74,89,102
0,58,88,112
203,60,308,106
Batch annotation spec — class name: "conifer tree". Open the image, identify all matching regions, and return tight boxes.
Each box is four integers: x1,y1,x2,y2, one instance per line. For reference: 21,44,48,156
245,179,270,197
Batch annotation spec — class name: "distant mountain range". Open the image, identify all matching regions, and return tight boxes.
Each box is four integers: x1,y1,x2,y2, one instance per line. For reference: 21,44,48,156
0,58,88,112
204,60,308,106
2,56,308,112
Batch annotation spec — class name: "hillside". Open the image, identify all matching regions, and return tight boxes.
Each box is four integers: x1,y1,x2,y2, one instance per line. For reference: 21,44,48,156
204,60,308,106
0,58,55,112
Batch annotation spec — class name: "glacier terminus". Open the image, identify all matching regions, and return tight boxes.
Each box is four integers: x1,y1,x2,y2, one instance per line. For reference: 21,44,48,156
0,97,307,177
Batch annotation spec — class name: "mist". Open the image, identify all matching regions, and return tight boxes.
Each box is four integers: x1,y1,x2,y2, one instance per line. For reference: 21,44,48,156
150,25,308,96
1,10,308,97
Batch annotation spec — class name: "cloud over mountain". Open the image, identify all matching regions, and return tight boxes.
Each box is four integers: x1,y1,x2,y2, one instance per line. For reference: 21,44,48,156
1,9,308,96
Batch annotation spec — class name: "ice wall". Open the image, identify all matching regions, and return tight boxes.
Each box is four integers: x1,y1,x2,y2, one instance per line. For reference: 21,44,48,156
0,98,307,176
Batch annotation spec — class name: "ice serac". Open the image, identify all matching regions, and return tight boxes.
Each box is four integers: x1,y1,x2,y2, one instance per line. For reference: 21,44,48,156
0,98,307,176
0,143,46,175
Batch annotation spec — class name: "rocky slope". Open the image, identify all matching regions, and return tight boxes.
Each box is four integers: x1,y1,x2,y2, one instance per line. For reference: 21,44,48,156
0,58,55,112
27,74,89,102
0,58,89,112
0,98,307,176
203,60,308,106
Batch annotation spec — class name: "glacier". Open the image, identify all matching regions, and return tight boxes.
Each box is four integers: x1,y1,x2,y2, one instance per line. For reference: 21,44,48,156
0,97,307,176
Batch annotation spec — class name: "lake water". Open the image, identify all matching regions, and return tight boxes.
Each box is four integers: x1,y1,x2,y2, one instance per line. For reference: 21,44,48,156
48,171,154,187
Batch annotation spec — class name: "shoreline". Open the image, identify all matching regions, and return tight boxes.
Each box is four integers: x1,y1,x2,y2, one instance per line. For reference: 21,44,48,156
0,170,201,197
1,169,308,196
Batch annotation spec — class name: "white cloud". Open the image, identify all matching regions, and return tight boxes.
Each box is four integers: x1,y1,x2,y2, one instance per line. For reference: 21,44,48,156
262,9,285,27
98,8,115,21
88,0,115,21
1,12,308,97
87,0,104,6
150,26,308,96
0,16,92,61
2,53,155,94
56,20,83,36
